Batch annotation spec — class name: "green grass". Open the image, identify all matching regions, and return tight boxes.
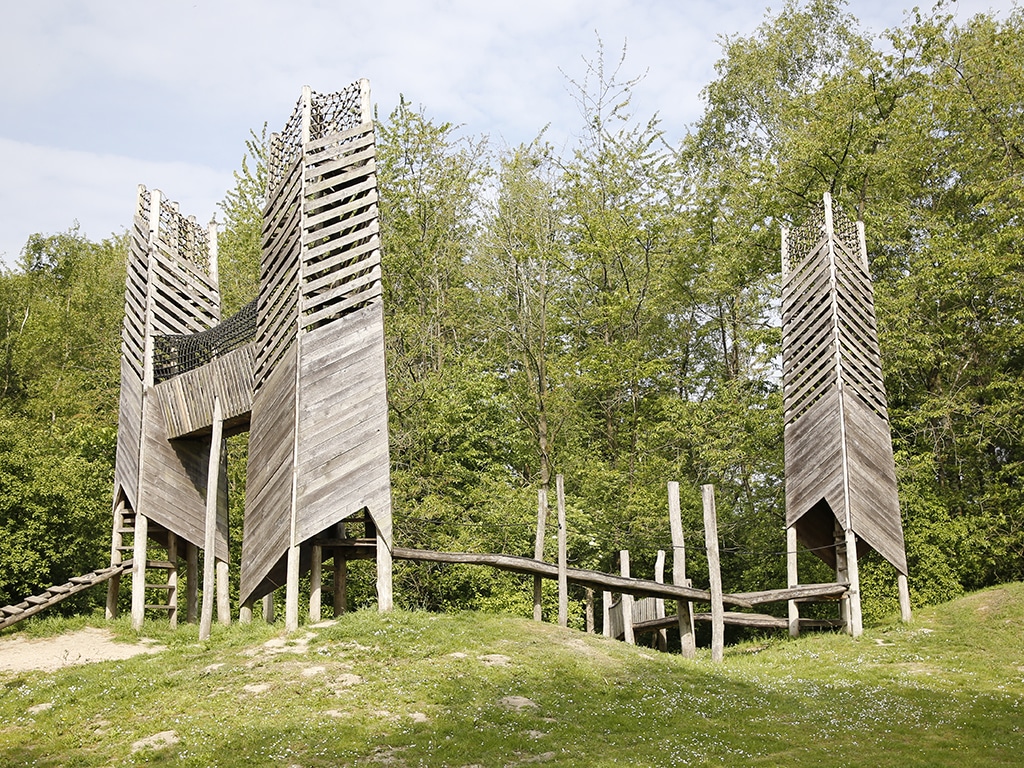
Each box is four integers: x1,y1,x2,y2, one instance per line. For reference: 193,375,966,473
1,584,1022,767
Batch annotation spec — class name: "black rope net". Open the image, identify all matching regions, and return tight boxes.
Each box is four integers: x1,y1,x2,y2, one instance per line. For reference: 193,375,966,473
152,298,258,383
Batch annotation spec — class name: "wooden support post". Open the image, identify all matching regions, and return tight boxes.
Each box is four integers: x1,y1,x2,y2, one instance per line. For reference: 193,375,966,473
216,560,230,625
186,543,198,624
310,544,322,623
787,525,800,638
200,397,223,641
898,572,912,623
263,592,275,623
106,497,125,620
167,532,178,630
585,589,595,633
702,484,725,663
239,601,253,624
602,591,612,637
619,550,635,645
668,481,696,659
844,527,863,637
654,549,667,652
130,512,148,631
556,475,568,628
285,543,301,632
533,488,548,622
333,521,347,616
376,524,393,612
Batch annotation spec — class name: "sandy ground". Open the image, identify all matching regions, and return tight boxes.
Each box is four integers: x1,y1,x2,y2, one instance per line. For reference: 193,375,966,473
0,627,164,673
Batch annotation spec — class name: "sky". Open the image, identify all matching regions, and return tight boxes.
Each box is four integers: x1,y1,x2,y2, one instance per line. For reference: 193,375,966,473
0,0,1015,268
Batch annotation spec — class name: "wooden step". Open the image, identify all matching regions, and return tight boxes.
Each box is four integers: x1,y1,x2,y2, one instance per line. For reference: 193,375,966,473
1,605,25,616
146,583,174,590
144,604,174,611
146,560,175,570
25,595,50,606
47,585,71,594
69,575,96,585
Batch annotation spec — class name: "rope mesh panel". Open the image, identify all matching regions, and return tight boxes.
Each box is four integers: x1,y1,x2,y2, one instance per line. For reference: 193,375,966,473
152,298,258,383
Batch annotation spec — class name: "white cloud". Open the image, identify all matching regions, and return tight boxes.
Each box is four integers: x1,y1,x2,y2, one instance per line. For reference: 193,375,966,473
0,138,232,266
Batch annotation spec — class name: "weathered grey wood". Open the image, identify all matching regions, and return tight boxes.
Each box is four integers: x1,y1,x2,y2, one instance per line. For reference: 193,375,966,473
285,543,301,632
654,550,667,651
632,612,846,633
619,550,635,645
186,542,198,623
734,582,849,605
106,497,126,620
167,532,178,629
602,590,611,637
263,592,275,623
389,547,753,607
534,488,547,622
782,194,909,617
557,475,568,628
309,544,322,623
668,481,696,658
131,512,148,631
216,559,230,626
200,396,223,641
0,564,132,631
585,588,595,633
786,525,799,638
703,485,724,663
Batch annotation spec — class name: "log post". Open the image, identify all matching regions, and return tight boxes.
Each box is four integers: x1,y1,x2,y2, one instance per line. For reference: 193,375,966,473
130,512,149,631
167,532,178,630
200,397,223,641
376,521,393,612
106,497,125,620
285,544,301,632
309,543,323,623
898,572,912,623
619,550,635,645
702,484,725,663
844,527,863,637
556,475,568,628
654,549,667,651
239,601,253,624
668,481,696,658
263,592,275,623
333,521,347,616
533,488,548,622
585,588,595,633
186,542,198,623
216,560,230,626
787,525,800,638
602,591,612,637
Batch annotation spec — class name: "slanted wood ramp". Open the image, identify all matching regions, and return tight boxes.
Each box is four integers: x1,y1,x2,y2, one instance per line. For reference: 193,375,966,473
1,563,132,632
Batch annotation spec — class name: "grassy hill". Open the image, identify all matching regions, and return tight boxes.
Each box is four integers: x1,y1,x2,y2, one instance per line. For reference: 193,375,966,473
2,584,1022,767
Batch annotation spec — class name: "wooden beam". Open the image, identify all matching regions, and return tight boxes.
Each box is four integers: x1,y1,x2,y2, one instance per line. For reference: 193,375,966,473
131,513,148,631
786,525,799,638
199,396,223,641
668,481,696,658
734,582,849,605
620,550,635,645
533,488,547,622
389,547,754,608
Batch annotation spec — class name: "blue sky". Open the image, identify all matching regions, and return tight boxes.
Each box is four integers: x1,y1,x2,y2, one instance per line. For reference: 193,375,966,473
0,0,1014,266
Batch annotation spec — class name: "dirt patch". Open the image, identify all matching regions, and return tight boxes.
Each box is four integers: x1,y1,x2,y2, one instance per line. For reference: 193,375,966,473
0,627,164,673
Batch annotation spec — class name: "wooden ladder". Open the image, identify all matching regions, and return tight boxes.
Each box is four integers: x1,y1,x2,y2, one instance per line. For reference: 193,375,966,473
0,563,131,631
116,510,179,624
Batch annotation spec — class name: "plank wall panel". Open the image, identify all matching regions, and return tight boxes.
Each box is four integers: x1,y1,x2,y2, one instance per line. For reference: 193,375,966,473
241,343,297,605
154,344,255,439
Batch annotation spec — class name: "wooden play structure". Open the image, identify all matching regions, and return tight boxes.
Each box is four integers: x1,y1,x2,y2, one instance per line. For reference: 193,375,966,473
104,80,393,635
781,194,912,637
1,84,912,658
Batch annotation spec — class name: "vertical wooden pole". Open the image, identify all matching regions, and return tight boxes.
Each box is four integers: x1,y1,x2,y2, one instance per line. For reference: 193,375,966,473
239,601,253,624
619,550,635,645
216,560,230,625
787,525,800,638
130,512,148,631
200,397,223,641
376,523,393,612
167,532,178,630
263,592,276,623
844,528,863,637
106,498,125,620
668,481,696,658
654,549,667,651
333,522,347,616
602,591,612,637
285,544,301,632
186,543,198,623
556,475,568,628
309,544,323,623
898,572,912,623
835,519,851,631
585,589,595,633
533,488,548,622
702,484,725,663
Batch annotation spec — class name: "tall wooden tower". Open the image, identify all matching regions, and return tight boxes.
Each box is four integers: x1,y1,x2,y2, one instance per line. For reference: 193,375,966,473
781,193,911,636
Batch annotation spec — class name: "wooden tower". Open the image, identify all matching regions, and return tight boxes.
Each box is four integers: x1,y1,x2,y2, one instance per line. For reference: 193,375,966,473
240,80,393,629
106,187,230,631
108,80,394,633
781,193,911,636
